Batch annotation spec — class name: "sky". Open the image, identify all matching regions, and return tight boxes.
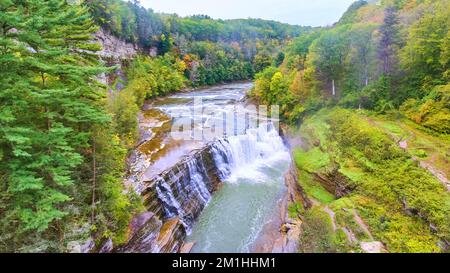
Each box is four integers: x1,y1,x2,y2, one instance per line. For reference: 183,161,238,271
140,0,356,27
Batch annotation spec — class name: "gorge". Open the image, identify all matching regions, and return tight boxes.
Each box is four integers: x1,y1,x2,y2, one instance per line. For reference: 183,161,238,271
118,82,297,253
2,0,449,255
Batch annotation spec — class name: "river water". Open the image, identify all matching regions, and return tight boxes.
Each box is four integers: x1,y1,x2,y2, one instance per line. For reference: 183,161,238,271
148,82,291,253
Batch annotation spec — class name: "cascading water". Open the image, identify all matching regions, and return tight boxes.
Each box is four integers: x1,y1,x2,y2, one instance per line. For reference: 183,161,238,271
211,124,288,183
210,139,233,180
187,123,291,253
137,82,291,253
155,177,183,219
186,158,212,204
154,154,214,234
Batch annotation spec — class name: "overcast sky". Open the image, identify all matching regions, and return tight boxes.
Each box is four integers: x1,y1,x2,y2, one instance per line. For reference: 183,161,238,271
140,0,356,27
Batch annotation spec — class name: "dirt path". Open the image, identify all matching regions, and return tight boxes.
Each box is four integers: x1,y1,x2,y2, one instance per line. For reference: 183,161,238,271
419,161,450,191
352,210,374,240
323,206,337,232
400,139,450,191
342,227,358,244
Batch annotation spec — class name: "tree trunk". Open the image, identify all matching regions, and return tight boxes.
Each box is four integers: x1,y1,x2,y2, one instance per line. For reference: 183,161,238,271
365,66,369,86
91,140,96,223
332,79,336,96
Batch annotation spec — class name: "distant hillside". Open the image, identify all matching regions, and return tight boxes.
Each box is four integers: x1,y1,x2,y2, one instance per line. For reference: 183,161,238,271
88,0,311,49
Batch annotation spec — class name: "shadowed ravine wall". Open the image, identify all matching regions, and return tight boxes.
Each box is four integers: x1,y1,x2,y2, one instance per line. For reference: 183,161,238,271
117,144,223,253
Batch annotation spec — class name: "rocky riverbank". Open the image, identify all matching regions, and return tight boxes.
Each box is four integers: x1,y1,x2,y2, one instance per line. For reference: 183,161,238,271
251,163,310,253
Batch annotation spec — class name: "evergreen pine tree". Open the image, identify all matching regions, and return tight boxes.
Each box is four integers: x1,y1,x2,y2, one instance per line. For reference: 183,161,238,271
0,0,111,251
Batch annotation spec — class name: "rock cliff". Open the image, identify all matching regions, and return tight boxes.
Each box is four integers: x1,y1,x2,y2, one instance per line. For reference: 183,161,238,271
95,28,138,60
118,145,223,253
94,28,138,88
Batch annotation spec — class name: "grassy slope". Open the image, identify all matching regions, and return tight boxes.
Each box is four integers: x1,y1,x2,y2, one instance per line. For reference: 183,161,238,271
368,114,450,188
292,108,450,253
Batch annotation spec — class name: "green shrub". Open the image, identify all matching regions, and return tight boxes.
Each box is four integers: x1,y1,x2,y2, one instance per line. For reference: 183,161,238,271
400,84,450,134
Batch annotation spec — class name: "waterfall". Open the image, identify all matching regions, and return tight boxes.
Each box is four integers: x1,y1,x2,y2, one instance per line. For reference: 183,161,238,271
186,157,212,204
210,139,233,180
210,123,288,183
155,177,183,219
154,154,213,234
188,123,291,253
154,123,288,234
125,83,293,253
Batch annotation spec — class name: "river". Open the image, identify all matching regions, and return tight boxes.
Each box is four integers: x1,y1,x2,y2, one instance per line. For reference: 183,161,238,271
136,82,291,253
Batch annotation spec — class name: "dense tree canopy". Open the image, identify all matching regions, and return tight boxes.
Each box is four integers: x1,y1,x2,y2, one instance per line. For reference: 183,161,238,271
0,0,141,252
251,0,450,131
86,0,312,86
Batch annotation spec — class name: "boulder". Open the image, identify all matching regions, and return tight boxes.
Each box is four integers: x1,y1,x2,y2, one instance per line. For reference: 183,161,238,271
360,241,387,253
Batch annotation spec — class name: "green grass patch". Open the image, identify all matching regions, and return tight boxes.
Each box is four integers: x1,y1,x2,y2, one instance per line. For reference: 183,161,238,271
298,109,332,149
411,148,428,158
333,228,357,252
329,197,371,241
339,160,365,184
353,195,441,253
299,206,355,253
298,171,335,204
329,197,356,211
371,114,450,178
293,147,330,173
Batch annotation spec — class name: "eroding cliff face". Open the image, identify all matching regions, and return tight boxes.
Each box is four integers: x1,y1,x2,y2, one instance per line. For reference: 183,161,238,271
313,169,355,198
95,28,138,60
94,28,138,88
143,147,222,226
119,145,222,253
116,212,162,253
269,163,311,253
117,212,185,253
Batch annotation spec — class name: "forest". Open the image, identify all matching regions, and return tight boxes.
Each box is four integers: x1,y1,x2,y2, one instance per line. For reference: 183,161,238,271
0,0,449,253
0,0,309,252
252,0,449,132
